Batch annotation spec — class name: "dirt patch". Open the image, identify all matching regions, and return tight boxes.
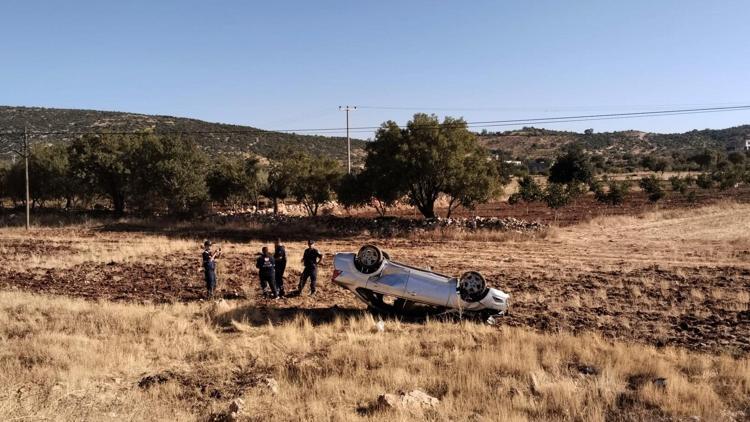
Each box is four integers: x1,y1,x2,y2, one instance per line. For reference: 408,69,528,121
2,255,748,354
499,266,750,354
0,253,248,303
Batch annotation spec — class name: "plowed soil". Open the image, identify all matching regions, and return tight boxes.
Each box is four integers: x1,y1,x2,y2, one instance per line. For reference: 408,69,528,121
2,202,749,355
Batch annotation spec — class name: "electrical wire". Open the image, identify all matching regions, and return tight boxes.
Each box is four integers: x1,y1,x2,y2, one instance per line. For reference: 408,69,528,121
0,104,748,137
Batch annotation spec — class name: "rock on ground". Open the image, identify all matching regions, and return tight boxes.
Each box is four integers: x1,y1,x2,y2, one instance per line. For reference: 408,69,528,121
376,389,439,411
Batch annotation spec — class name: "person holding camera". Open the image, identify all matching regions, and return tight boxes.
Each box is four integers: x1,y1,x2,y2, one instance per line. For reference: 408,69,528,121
202,240,222,299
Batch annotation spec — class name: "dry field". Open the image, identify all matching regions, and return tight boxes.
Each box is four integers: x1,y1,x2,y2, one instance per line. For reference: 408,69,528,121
1,202,750,420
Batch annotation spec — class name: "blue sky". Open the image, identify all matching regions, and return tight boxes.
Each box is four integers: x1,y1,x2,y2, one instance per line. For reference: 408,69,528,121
1,0,749,137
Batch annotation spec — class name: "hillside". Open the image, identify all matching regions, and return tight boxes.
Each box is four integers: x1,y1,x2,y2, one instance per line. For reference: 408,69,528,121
0,106,367,162
479,125,750,159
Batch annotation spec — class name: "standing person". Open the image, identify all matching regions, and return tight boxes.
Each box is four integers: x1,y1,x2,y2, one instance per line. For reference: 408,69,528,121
202,240,222,299
273,238,287,297
298,240,323,295
256,246,277,298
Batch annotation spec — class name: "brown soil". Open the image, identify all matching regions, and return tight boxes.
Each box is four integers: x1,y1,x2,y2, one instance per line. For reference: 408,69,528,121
3,252,748,354
2,202,749,356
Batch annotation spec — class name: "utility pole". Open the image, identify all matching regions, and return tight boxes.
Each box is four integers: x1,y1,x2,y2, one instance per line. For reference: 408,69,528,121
24,127,30,230
338,105,357,174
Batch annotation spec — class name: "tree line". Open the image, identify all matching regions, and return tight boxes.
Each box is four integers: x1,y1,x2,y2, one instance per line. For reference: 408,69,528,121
2,113,749,219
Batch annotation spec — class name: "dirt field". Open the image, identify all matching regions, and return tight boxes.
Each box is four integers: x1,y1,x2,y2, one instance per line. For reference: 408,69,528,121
2,202,749,355
1,202,749,420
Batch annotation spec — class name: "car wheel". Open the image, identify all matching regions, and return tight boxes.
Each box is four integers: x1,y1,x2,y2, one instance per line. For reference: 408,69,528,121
458,271,487,302
356,244,383,274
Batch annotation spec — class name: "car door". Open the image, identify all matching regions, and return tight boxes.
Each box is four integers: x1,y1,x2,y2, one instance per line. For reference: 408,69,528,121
366,263,409,297
405,270,454,306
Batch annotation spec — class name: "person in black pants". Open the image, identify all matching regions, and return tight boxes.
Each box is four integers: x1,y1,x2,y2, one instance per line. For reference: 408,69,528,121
273,238,287,297
298,240,322,295
202,240,221,299
256,246,277,298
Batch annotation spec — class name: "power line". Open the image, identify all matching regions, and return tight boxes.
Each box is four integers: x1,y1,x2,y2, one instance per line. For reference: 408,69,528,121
0,104,748,137
289,104,750,133
357,101,750,112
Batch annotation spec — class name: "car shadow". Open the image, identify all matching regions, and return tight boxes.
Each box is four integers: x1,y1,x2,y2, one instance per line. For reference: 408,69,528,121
213,304,369,327
212,302,477,329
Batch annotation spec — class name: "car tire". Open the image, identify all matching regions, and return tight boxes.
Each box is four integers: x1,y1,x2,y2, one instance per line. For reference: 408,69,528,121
458,271,487,302
355,244,383,274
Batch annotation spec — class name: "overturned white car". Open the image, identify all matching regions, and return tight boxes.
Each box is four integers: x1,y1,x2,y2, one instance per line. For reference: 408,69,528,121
332,245,510,318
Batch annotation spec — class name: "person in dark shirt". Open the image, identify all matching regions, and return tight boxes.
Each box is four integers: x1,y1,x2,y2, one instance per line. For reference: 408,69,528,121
202,240,222,299
255,246,277,298
273,238,287,297
298,240,322,295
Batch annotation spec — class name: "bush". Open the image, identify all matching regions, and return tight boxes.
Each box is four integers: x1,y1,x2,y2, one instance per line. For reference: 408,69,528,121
516,176,543,202
669,176,688,194
695,173,714,189
639,176,665,202
543,183,571,209
593,179,631,205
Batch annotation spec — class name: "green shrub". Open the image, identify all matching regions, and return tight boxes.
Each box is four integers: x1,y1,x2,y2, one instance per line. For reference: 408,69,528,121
639,176,665,202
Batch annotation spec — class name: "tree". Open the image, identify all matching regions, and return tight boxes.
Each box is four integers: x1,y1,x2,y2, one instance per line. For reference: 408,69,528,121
261,159,294,215
496,160,517,186
28,144,76,208
68,134,136,216
0,166,7,208
728,151,746,165
543,182,572,213
206,158,250,206
335,172,371,212
243,156,263,207
548,143,593,185
688,149,715,170
445,147,500,218
281,152,342,216
363,114,496,218
4,161,26,206
639,175,665,202
336,167,404,217
128,135,208,214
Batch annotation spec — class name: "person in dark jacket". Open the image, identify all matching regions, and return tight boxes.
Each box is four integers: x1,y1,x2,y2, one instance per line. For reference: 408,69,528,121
298,240,322,295
273,238,287,297
202,240,222,299
256,246,277,298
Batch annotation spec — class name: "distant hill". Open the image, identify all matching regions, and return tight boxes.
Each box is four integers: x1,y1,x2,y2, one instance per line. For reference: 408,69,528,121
479,125,750,159
3,106,748,165
0,106,367,163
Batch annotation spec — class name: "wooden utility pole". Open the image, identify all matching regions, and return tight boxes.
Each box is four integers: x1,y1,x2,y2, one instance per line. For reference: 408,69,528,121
338,106,357,174
24,127,30,230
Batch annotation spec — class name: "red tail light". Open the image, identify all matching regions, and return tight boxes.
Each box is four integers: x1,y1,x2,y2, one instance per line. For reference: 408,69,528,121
332,269,343,282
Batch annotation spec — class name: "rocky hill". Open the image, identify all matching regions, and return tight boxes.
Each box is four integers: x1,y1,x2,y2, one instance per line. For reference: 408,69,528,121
0,106,367,162
479,126,750,159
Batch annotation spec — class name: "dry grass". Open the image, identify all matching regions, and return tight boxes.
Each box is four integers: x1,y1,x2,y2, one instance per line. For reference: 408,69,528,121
2,202,750,420
0,228,196,271
0,291,748,421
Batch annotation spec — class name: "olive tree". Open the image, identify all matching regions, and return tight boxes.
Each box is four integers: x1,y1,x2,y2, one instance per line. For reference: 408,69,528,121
362,114,497,218
275,151,342,216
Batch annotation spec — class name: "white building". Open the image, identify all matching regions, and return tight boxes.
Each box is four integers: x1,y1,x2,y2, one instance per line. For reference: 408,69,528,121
745,139,750,151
